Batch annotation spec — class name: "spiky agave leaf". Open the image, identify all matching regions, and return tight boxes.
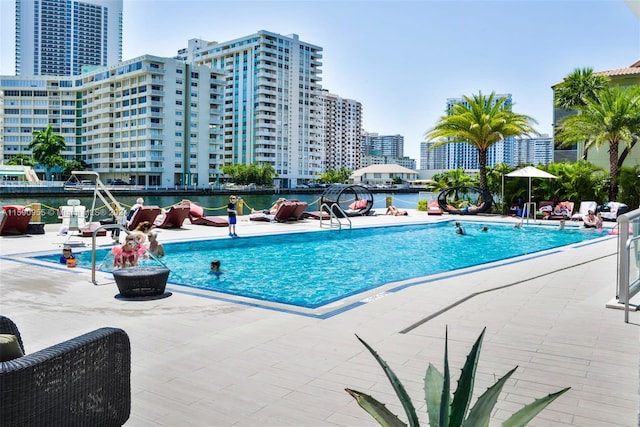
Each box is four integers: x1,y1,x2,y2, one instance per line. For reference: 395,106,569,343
355,334,420,427
501,387,571,427
449,327,486,427
424,364,444,427
345,388,408,427
461,366,517,427
440,328,451,427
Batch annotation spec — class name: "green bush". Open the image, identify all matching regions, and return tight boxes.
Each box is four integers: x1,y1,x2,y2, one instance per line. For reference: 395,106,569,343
346,328,569,427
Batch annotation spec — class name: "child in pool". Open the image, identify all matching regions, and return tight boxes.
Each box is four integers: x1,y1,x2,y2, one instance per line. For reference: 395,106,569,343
210,260,223,278
59,246,75,264
148,231,165,257
113,234,140,268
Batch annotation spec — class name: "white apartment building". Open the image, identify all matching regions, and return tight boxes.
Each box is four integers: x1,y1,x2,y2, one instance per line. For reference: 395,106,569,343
15,0,123,76
320,91,362,172
177,31,324,188
0,55,225,187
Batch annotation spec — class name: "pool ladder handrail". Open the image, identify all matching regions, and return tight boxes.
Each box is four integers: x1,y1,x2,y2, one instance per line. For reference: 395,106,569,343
519,201,537,227
90,223,168,286
319,203,352,230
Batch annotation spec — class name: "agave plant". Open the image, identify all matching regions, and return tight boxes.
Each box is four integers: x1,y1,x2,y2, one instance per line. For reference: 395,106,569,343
346,328,569,427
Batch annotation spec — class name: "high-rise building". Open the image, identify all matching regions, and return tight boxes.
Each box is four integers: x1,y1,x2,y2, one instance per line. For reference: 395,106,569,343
514,134,554,166
320,91,362,171
420,140,447,170
15,0,123,76
0,55,225,187
362,132,404,158
177,31,324,188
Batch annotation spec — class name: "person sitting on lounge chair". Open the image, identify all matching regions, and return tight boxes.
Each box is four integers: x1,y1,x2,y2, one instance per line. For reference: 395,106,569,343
386,205,408,216
252,198,286,215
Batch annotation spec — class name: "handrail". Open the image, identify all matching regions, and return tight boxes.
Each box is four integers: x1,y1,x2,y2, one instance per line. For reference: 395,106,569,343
319,203,352,230
91,224,168,286
616,207,640,322
521,202,536,226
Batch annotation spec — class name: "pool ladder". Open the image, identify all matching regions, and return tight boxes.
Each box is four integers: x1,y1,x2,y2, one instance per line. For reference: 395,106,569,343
518,202,537,227
319,203,352,231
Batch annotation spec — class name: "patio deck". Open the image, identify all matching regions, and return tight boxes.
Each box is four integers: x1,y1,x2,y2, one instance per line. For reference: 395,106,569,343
1,211,638,426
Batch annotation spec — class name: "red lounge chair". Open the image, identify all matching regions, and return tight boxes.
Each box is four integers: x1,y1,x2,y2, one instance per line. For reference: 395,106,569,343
154,204,190,229
273,202,298,222
127,206,162,230
291,201,308,220
427,200,443,215
303,211,330,220
188,202,228,227
0,205,33,235
80,223,108,237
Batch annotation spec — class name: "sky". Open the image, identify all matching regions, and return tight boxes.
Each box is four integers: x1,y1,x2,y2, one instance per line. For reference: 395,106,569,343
1,0,639,162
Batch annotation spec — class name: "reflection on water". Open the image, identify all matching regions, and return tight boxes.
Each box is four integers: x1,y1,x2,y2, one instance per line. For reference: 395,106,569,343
1,192,424,224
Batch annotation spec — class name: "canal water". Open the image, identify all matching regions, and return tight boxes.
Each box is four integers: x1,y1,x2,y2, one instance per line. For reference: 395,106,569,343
1,192,426,224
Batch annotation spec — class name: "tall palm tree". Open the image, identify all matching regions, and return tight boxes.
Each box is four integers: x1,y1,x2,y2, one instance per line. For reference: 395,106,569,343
27,124,67,180
556,85,640,201
425,92,538,191
553,68,611,161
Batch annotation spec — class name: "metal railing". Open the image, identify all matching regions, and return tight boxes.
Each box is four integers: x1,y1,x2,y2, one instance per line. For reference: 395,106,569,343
615,208,640,323
319,203,352,230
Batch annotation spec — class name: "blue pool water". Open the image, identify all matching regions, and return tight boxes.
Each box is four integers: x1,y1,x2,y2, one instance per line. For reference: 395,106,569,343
33,222,607,308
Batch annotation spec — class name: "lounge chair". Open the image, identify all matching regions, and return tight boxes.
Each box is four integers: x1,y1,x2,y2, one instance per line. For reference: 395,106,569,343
0,205,33,235
290,201,308,220
303,210,330,220
58,200,87,233
188,202,229,227
599,201,629,221
548,201,574,220
154,203,190,229
571,201,598,221
427,200,443,215
0,315,131,426
127,206,161,230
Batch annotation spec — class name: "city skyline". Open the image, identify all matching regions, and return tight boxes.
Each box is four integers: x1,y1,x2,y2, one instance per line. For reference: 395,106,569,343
1,0,639,162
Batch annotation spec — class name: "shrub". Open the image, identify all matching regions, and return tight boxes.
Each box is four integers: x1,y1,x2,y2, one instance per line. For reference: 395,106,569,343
346,328,569,427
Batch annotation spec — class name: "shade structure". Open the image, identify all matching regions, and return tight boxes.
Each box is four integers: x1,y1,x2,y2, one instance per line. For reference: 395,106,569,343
503,166,557,205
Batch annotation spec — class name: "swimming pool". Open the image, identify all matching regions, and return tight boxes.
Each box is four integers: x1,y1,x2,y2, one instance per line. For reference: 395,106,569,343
35,222,607,308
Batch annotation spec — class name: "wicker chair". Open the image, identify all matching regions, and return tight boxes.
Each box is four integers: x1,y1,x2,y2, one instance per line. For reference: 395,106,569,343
0,315,131,427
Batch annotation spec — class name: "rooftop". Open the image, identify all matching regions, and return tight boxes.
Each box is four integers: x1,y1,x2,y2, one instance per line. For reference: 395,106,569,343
1,212,638,426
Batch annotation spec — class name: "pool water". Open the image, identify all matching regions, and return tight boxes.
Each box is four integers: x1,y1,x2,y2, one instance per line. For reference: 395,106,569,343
34,222,606,308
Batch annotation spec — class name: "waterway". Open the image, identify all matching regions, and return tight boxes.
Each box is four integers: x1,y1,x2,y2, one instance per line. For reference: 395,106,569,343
1,191,427,224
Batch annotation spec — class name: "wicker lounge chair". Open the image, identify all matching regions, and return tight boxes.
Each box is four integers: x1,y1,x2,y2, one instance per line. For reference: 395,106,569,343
0,205,33,236
0,315,131,426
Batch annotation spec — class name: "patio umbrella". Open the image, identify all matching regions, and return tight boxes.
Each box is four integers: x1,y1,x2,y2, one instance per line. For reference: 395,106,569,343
503,166,557,206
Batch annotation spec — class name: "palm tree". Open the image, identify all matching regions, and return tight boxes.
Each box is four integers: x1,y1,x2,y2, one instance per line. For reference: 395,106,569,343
28,124,67,180
425,92,538,191
556,85,640,201
553,68,611,161
553,67,610,110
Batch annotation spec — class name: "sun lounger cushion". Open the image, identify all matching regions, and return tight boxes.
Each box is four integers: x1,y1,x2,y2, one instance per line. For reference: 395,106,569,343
348,199,368,210
0,205,33,235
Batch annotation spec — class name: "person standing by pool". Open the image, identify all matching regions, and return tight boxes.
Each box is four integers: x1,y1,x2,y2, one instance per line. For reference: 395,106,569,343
227,195,238,237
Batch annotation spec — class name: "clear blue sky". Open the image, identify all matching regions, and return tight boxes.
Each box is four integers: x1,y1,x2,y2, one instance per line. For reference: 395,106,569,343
1,0,639,161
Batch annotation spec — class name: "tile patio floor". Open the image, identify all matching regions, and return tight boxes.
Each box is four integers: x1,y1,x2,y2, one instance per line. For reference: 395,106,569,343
1,211,638,426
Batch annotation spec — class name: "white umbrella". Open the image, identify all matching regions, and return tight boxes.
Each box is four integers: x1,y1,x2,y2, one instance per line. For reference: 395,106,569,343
503,166,557,206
